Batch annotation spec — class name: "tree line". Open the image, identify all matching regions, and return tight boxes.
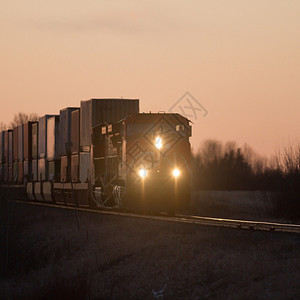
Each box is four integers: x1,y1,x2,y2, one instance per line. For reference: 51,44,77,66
0,112,39,131
192,139,300,219
192,139,299,191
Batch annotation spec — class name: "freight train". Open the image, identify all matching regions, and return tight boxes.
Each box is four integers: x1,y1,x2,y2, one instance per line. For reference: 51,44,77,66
0,98,192,213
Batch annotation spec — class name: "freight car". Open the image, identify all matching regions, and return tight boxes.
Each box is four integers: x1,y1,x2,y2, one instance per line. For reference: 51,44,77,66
0,98,192,213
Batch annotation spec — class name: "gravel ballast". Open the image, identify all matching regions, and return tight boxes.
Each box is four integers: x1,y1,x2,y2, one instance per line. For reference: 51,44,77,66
1,200,300,299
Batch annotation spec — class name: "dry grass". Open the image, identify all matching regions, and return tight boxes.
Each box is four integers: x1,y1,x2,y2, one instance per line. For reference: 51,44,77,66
1,200,300,299
191,190,285,222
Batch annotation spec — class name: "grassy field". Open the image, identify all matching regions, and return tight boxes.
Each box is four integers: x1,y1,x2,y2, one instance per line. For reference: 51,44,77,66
1,200,300,299
191,190,283,222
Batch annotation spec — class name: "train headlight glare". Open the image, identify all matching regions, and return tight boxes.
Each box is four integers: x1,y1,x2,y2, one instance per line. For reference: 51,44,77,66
172,168,180,177
139,169,147,178
155,136,162,149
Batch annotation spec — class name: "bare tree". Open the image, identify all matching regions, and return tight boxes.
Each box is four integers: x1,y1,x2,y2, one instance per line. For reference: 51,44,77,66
1,113,39,131
0,122,7,131
198,139,222,166
10,112,39,128
274,140,300,175
271,140,300,219
224,141,237,155
242,143,267,174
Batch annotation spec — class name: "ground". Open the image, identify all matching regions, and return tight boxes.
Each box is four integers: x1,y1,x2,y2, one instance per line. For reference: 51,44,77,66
191,190,281,221
1,200,300,299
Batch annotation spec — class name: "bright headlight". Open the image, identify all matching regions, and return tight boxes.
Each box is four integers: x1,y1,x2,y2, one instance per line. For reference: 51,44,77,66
172,168,180,177
139,169,147,178
155,136,162,149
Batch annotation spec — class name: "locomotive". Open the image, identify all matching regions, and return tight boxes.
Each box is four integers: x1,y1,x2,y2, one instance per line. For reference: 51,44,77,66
0,98,192,213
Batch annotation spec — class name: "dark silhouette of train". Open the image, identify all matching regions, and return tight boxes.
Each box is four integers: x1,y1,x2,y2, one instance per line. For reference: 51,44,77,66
0,98,191,213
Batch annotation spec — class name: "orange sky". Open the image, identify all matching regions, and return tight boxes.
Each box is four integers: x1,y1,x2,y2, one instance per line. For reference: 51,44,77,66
1,1,299,156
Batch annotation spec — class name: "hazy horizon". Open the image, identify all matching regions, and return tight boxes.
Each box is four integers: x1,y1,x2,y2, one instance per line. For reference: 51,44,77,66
1,1,299,157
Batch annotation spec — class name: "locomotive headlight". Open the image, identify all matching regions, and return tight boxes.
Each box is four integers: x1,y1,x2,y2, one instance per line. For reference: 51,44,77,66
155,136,162,149
172,168,180,178
139,169,147,178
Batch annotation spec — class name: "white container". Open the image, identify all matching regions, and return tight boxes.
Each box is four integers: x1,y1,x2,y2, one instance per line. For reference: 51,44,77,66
38,115,56,158
59,107,79,156
79,152,91,183
70,152,91,183
47,116,60,161
32,159,38,181
38,158,48,181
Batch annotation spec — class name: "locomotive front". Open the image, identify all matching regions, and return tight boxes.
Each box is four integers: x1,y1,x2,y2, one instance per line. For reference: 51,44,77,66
95,113,191,213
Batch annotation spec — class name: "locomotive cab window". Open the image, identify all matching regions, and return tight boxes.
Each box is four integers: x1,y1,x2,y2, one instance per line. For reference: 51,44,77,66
176,124,188,137
176,125,185,132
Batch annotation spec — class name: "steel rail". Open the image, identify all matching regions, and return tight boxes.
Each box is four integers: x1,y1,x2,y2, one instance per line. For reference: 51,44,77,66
176,214,300,233
15,200,300,234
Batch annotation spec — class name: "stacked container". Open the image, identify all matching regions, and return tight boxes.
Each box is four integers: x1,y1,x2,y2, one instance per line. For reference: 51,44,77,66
79,98,139,183
71,109,81,182
24,121,37,181
71,108,91,183
8,130,13,182
3,130,10,182
38,115,55,181
13,127,18,182
0,131,4,182
17,125,24,183
32,123,38,181
47,116,60,181
80,99,139,150
59,107,79,182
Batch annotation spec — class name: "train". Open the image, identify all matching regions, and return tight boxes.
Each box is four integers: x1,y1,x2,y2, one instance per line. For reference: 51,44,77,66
0,98,192,213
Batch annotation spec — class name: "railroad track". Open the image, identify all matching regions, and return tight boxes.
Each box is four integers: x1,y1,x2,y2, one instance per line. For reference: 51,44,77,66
176,214,300,233
16,200,300,234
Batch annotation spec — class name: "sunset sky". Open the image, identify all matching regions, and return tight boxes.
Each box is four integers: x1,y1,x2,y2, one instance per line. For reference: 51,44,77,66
1,1,299,156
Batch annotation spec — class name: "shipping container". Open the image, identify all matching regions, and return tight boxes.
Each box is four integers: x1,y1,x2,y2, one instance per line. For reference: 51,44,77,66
3,163,8,182
26,182,35,201
34,182,43,201
47,116,60,161
9,130,13,165
70,153,92,183
13,161,18,182
0,163,3,182
38,158,48,181
60,155,70,182
73,152,91,183
71,109,80,154
24,121,37,160
32,123,38,159
43,182,53,202
71,154,79,182
80,99,139,150
0,131,4,163
18,125,24,161
13,127,18,161
4,130,10,163
8,164,13,182
48,160,60,181
32,159,38,181
59,107,79,156
38,115,55,158
18,161,24,183
24,160,32,181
